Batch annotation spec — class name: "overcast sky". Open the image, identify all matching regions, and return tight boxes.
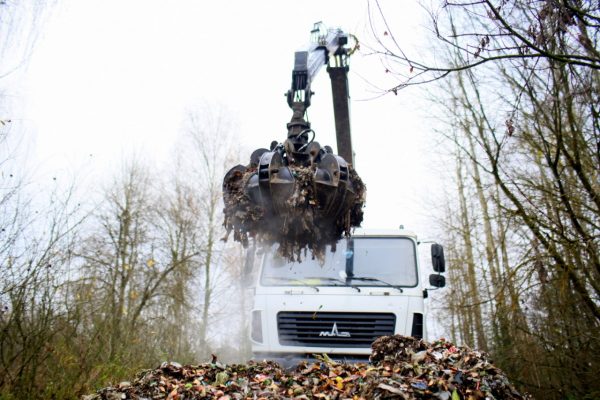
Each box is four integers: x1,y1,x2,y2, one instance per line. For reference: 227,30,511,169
10,0,442,236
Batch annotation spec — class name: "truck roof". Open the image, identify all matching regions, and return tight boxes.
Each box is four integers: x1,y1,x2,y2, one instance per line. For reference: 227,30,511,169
351,228,418,239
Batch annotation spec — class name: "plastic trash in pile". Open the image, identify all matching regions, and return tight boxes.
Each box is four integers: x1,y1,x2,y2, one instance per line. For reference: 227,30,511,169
85,335,531,400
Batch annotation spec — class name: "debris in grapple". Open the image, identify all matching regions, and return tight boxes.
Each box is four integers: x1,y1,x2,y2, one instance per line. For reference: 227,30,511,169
222,140,365,262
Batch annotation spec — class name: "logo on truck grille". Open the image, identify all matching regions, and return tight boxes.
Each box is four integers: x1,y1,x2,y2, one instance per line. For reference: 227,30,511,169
319,322,351,337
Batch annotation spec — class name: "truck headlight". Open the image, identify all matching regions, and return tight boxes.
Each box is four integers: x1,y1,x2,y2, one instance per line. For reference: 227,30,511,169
251,310,263,343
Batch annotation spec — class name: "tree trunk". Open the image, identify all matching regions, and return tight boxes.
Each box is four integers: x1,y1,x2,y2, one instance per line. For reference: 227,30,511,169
455,154,487,350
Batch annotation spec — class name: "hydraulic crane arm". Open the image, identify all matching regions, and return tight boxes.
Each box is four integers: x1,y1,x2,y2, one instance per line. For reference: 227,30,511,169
221,23,365,260
286,22,354,165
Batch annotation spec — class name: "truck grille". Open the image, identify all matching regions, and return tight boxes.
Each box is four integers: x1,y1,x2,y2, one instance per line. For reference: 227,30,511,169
277,311,396,347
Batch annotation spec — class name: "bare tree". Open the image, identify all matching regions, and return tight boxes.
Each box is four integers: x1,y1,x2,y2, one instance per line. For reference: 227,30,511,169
149,176,203,362
365,0,599,91
0,161,83,398
379,0,599,395
71,162,191,371
0,0,52,79
431,35,600,399
176,104,240,357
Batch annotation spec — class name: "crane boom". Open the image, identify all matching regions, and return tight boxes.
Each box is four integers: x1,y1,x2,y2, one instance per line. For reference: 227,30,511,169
329,64,353,165
285,23,353,166
222,22,365,261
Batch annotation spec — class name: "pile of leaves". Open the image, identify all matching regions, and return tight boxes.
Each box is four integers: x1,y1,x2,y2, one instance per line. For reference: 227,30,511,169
369,335,529,399
84,335,531,399
222,163,365,262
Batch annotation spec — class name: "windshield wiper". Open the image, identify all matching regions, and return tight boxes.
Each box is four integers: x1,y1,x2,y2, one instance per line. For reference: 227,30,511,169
304,277,362,292
267,277,320,292
346,277,404,293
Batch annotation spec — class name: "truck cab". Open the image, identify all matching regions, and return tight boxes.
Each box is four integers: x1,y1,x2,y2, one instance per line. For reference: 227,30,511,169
249,229,445,366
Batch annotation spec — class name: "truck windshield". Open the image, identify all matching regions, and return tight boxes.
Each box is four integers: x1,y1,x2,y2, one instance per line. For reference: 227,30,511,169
260,237,418,287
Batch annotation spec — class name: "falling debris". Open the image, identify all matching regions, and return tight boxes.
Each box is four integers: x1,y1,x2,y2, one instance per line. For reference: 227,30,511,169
85,336,531,399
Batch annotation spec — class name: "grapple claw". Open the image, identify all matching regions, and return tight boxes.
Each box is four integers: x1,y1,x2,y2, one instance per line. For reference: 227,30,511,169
222,122,365,261
246,151,295,215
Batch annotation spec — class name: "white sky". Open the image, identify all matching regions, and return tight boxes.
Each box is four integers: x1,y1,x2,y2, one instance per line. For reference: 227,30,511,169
14,0,441,236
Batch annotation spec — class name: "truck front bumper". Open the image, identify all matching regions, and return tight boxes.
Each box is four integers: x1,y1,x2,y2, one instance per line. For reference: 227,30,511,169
251,352,371,370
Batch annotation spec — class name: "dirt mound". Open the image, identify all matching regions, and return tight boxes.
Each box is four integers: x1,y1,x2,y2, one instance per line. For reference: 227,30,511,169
84,336,531,400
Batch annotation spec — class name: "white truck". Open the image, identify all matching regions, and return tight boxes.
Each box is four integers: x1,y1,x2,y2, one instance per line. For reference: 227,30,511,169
248,229,446,366
222,24,446,365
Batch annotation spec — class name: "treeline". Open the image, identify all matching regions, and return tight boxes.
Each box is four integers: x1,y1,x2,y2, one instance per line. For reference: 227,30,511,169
0,108,251,399
369,1,600,398
437,59,599,399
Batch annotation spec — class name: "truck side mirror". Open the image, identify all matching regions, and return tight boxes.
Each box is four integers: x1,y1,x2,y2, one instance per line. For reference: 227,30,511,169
431,243,445,273
429,274,446,288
